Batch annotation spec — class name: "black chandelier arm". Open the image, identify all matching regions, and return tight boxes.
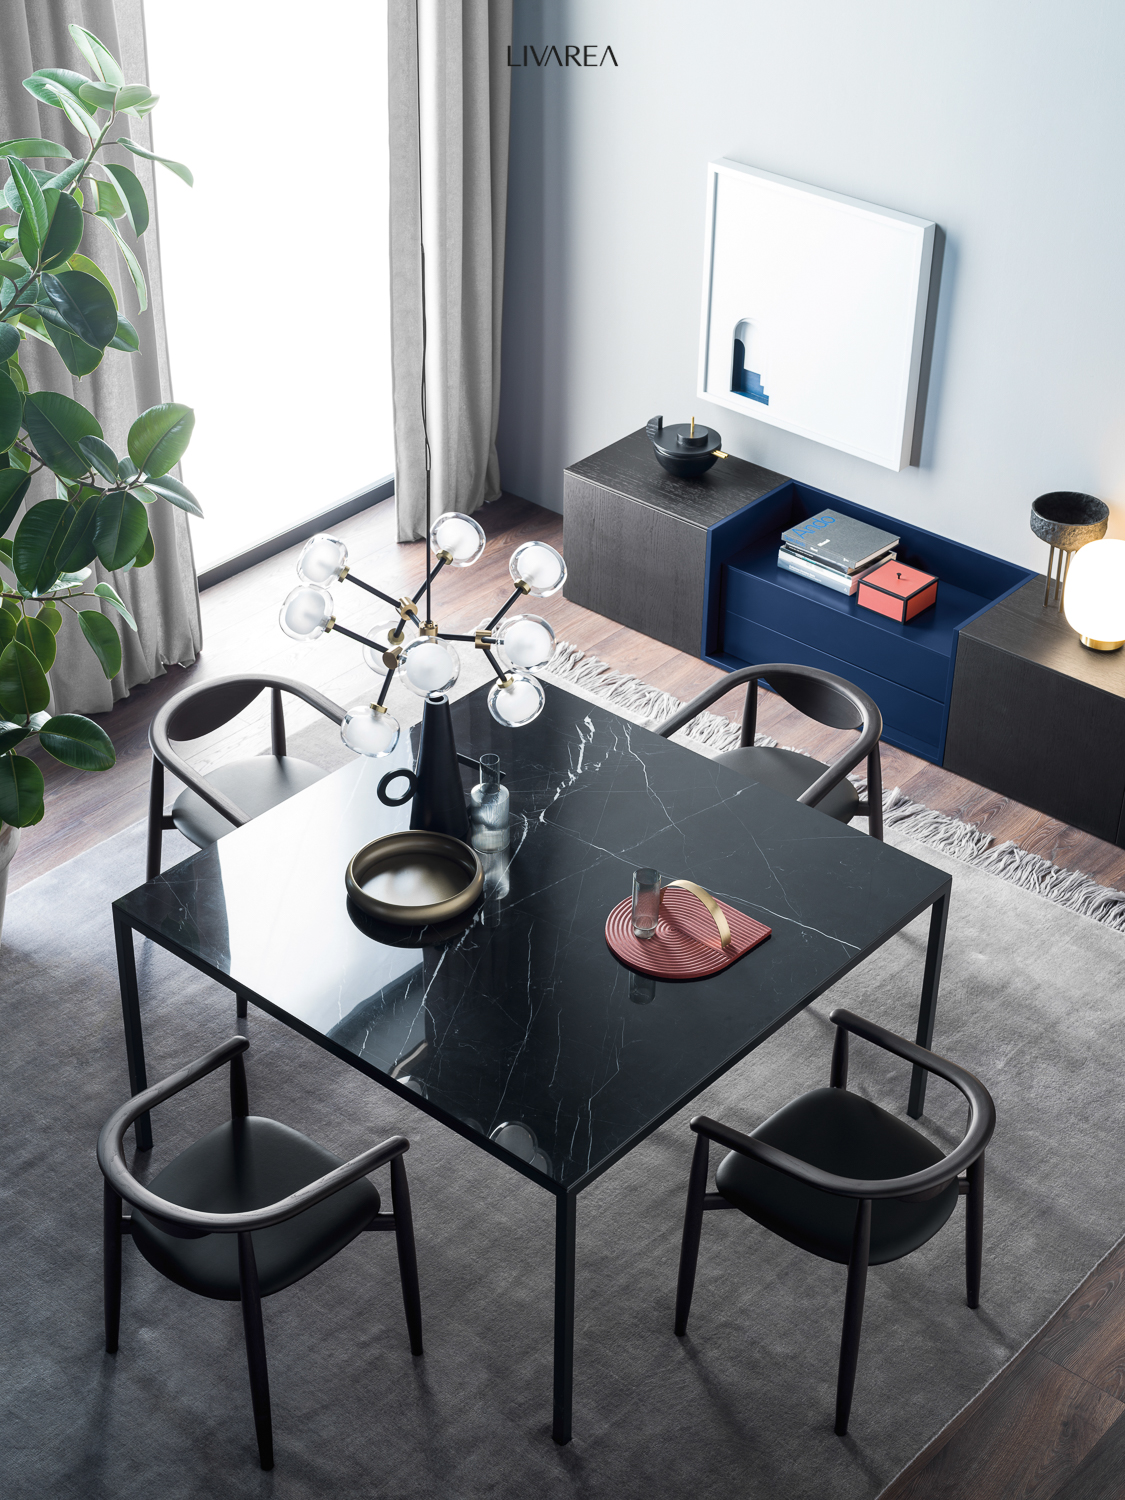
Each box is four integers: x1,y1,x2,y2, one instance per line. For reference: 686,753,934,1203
376,664,395,708
329,621,374,647
413,554,447,604
437,633,492,644
343,574,401,610
482,646,509,682
487,584,528,632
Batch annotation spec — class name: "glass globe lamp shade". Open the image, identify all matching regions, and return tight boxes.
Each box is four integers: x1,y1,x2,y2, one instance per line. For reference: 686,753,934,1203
296,533,349,585
430,511,486,567
340,704,401,757
1063,538,1125,650
279,584,334,641
509,540,567,597
494,613,555,671
398,637,461,697
488,671,545,727
361,617,414,673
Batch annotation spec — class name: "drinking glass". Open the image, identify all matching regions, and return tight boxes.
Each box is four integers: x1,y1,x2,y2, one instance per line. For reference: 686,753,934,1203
632,868,662,939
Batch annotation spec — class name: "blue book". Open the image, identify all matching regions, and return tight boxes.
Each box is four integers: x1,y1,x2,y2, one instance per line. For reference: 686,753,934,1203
782,510,900,574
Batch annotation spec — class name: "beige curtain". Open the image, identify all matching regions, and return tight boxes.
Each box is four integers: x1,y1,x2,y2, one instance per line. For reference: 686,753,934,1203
0,0,201,714
388,0,512,543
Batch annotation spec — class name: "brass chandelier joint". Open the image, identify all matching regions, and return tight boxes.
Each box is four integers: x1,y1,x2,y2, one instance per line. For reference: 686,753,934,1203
474,628,496,650
420,619,439,637
398,596,420,622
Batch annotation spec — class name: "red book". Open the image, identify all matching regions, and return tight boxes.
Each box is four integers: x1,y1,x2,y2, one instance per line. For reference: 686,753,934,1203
858,560,938,623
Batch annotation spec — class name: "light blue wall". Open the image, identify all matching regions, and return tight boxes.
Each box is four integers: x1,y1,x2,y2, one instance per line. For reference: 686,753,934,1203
497,0,1125,568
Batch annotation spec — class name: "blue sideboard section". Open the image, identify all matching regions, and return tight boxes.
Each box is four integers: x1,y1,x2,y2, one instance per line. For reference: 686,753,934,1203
702,481,1033,764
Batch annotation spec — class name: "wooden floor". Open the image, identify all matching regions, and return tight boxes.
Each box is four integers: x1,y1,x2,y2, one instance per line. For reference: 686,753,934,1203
13,493,1125,1498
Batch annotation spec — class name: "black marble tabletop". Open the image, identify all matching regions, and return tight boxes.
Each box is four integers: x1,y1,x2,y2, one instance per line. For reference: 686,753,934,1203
117,684,948,1193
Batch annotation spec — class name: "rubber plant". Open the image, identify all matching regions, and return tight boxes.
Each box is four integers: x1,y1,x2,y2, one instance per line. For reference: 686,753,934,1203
0,23,198,832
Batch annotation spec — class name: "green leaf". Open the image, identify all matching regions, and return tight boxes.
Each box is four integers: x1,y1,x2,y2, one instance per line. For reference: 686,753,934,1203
117,86,158,114
93,580,136,630
14,611,56,670
0,611,14,650
0,752,45,826
93,490,147,569
0,260,28,283
108,316,138,353
78,80,120,111
39,190,84,268
39,711,116,770
104,163,149,236
0,325,19,364
3,167,52,214
41,270,118,347
0,719,33,753
5,358,28,397
41,159,85,193
45,323,103,377
128,404,194,478
6,157,48,249
0,138,71,159
68,253,118,306
92,177,126,218
22,391,102,480
0,639,50,716
12,498,71,593
129,527,154,568
68,26,125,88
0,368,20,448
23,71,100,142
114,138,193,188
0,469,30,533
36,601,61,634
77,435,120,482
78,608,121,678
140,471,202,518
53,494,100,573
97,215,146,312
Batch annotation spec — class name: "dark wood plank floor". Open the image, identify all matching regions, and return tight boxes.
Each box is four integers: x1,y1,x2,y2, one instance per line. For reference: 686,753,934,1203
13,492,1125,1498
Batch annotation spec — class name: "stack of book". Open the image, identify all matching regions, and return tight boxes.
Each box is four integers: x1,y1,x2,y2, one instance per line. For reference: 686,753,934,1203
777,509,900,596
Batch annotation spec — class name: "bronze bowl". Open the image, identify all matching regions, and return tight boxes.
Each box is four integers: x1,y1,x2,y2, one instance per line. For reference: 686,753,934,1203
346,830,483,926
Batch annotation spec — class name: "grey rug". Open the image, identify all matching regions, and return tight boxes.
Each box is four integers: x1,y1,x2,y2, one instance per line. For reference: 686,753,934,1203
2,703,1124,1500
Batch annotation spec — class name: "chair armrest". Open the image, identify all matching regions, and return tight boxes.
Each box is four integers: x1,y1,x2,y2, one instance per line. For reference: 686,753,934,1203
98,1035,410,1233
147,729,250,829
690,1114,971,1201
276,677,346,727
654,668,761,739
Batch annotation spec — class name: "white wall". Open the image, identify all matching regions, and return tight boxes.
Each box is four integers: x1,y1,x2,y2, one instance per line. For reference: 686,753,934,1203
497,0,1125,569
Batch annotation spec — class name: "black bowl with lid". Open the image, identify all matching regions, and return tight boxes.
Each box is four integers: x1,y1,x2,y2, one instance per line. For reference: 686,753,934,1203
646,415,725,479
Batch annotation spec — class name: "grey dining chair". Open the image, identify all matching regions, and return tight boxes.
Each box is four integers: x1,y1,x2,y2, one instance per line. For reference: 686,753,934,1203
98,1034,423,1470
674,1008,996,1436
146,673,345,879
655,662,884,838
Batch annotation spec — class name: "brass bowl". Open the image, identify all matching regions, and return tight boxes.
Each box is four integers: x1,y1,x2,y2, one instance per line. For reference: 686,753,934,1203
345,831,483,926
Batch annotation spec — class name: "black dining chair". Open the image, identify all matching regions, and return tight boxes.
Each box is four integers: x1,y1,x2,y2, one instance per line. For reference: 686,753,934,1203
146,673,345,879
674,1008,995,1436
655,662,884,838
97,1035,423,1470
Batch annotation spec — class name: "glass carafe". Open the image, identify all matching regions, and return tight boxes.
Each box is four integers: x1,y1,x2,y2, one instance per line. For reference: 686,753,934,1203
469,753,509,851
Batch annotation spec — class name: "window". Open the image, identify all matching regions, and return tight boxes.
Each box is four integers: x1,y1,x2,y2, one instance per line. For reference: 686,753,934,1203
142,0,393,574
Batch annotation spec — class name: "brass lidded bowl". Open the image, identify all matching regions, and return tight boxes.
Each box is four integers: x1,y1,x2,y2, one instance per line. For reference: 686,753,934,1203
346,831,483,926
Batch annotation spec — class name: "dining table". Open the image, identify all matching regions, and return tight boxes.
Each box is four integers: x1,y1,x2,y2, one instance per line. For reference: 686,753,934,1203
112,680,951,1444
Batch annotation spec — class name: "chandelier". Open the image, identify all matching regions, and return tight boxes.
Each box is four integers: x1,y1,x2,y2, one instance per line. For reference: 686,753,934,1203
277,512,567,758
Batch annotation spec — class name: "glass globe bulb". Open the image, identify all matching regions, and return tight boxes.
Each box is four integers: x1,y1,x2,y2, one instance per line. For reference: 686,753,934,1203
399,637,461,697
509,540,567,597
361,616,415,673
488,671,545,727
279,584,334,641
340,705,401,757
494,613,555,671
430,511,486,567
1063,538,1125,649
296,533,349,585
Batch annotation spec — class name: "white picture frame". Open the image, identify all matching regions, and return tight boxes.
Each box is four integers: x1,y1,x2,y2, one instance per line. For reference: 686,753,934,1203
698,159,936,472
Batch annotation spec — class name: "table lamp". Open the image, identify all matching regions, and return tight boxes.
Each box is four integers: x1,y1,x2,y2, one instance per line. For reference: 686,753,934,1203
1062,537,1125,651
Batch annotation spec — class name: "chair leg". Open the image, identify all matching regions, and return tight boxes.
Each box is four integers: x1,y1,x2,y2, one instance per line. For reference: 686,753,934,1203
390,1155,423,1356
103,1180,123,1354
866,748,884,841
835,1198,872,1437
675,1133,710,1336
237,1233,274,1470
965,1154,985,1309
146,758,165,881
270,687,287,758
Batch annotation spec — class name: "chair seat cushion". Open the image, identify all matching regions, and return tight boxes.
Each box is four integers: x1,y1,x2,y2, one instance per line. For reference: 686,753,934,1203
714,1087,959,1266
131,1117,380,1300
713,746,859,824
171,755,327,847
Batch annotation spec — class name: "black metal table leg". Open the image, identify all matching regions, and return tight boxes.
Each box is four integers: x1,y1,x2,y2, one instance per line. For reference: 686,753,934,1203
552,1192,577,1445
907,890,949,1118
113,906,152,1151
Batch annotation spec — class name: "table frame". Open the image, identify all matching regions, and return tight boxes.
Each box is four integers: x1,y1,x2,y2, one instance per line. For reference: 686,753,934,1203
113,871,949,1446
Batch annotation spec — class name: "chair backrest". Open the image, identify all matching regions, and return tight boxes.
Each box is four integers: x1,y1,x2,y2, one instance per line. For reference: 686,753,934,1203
163,678,271,742
759,666,868,732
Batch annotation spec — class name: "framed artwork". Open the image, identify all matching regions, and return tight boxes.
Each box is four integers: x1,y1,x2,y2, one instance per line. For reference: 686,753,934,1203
698,159,936,471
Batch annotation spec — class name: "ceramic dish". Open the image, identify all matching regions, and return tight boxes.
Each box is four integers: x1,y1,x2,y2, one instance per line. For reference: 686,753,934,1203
345,831,483,926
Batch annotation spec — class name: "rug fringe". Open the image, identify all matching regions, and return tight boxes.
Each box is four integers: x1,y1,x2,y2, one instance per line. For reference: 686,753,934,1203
543,643,1125,934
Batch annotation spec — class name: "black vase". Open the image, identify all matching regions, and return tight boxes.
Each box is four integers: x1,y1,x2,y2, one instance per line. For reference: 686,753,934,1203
410,693,471,843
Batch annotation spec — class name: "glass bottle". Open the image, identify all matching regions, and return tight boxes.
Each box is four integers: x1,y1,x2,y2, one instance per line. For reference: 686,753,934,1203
469,753,509,851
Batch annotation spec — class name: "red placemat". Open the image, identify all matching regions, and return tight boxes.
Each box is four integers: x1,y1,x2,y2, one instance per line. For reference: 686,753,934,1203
605,885,771,979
